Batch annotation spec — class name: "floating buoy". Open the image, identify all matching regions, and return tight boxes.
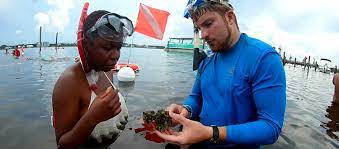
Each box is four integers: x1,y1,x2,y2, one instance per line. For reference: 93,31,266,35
114,63,140,72
117,67,135,82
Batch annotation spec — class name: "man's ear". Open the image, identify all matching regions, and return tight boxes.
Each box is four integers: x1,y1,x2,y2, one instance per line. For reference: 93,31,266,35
224,11,235,25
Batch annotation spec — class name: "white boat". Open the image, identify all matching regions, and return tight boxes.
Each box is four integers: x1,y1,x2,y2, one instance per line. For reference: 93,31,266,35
319,58,332,74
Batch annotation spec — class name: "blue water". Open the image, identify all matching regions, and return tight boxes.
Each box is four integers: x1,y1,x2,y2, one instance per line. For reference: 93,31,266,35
0,47,338,148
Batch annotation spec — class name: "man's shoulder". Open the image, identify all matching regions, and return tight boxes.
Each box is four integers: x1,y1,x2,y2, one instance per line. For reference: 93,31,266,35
240,34,282,77
334,73,339,85
54,63,84,90
243,34,277,56
52,63,86,111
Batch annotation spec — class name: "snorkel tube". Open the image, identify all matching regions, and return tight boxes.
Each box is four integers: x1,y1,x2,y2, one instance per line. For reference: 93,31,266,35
77,2,90,73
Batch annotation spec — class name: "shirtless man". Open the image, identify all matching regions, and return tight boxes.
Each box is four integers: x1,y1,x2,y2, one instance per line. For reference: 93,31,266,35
52,9,134,148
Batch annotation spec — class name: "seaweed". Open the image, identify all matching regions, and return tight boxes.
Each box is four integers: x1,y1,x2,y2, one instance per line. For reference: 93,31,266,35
142,109,172,132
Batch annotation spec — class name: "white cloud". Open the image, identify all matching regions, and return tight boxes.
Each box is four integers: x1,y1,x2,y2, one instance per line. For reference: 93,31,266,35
15,30,23,35
34,12,50,29
236,0,339,65
34,0,75,33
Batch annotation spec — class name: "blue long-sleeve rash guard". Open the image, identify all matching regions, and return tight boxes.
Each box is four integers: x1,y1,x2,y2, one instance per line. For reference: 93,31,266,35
183,33,286,148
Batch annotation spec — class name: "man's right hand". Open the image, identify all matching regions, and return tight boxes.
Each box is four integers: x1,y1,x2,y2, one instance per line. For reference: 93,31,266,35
166,104,189,126
87,86,122,124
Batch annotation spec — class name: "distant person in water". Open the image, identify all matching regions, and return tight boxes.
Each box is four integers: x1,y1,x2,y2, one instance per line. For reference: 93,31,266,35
13,46,20,57
21,46,25,55
52,7,134,148
333,73,339,103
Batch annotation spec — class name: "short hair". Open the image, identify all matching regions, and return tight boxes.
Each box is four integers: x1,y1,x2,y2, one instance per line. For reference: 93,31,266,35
190,2,233,23
83,10,110,43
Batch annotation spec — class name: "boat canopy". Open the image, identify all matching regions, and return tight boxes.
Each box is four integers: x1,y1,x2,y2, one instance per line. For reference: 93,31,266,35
320,58,331,62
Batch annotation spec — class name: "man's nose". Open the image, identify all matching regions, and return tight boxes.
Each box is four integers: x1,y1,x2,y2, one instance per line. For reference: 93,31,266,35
109,49,120,61
201,28,208,40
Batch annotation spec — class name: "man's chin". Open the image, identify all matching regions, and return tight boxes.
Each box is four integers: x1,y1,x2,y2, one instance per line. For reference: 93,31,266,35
105,65,116,71
210,44,227,52
208,43,219,52
93,66,114,72
210,46,221,52
102,67,113,72
210,48,218,52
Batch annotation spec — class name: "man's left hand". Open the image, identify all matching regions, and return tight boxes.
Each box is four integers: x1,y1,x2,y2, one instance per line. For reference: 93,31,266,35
155,112,212,145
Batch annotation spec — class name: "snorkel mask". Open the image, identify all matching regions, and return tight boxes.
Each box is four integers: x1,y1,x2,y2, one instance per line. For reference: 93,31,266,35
77,2,134,73
86,13,134,43
184,0,232,18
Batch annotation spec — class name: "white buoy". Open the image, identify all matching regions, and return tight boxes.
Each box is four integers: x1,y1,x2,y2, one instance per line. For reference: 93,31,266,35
117,67,135,82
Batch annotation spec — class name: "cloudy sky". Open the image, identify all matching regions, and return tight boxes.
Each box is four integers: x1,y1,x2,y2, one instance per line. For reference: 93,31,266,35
0,0,338,65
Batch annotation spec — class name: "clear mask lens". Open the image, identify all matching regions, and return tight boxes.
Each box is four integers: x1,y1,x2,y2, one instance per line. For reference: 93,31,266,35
87,13,134,42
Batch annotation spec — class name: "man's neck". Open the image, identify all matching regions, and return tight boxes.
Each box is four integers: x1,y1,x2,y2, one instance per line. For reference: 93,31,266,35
229,30,241,49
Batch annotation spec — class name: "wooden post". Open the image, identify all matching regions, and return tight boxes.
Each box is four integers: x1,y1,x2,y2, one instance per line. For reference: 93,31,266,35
294,58,297,67
39,26,42,54
303,56,307,69
307,56,311,70
283,52,286,66
315,61,317,71
55,32,58,52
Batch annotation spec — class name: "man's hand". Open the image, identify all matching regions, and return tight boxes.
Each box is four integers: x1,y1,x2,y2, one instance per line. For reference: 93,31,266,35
86,86,122,124
155,112,212,145
166,104,190,126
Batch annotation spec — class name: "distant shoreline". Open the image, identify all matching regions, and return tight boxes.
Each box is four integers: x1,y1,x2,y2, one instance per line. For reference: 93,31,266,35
0,43,166,50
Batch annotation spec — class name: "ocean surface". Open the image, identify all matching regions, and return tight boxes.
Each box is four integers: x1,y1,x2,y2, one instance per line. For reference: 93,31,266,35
0,47,338,149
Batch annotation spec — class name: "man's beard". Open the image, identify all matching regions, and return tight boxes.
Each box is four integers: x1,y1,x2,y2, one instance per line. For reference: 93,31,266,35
211,25,232,52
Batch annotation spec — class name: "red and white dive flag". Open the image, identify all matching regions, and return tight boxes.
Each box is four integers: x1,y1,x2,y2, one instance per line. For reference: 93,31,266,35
134,3,170,40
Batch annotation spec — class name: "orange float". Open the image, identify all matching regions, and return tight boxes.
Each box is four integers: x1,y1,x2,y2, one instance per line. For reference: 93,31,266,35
113,63,140,72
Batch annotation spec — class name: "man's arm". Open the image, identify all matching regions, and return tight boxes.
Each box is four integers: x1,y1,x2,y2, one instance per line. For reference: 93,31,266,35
52,71,96,149
225,52,286,144
183,71,203,120
334,74,339,103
